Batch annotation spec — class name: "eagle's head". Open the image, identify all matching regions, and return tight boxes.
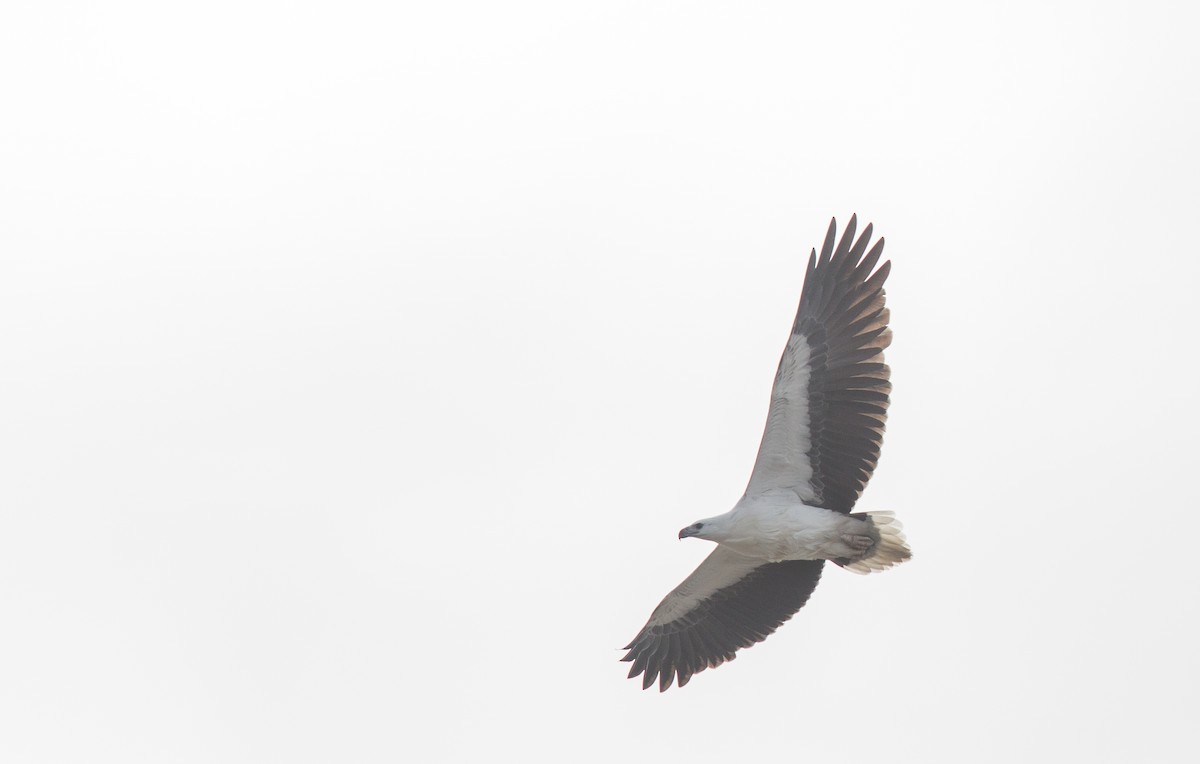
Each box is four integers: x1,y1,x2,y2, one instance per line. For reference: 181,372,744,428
678,514,733,541
678,521,705,539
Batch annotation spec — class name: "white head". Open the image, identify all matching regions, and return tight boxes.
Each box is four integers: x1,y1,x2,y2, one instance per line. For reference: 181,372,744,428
677,514,734,542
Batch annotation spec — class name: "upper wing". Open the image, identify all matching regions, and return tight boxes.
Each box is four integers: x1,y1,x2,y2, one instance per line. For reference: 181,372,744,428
744,215,892,512
622,547,824,691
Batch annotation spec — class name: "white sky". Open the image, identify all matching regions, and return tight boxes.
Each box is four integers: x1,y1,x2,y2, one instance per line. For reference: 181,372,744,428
3,2,1199,762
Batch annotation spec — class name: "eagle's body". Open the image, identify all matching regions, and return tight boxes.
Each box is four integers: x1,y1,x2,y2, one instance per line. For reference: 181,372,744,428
689,491,870,563
622,215,911,691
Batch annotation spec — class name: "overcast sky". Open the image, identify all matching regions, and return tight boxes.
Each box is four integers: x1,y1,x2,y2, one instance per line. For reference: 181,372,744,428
3,2,1199,762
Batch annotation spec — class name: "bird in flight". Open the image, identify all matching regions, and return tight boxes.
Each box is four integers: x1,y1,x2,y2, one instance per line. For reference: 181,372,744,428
622,215,911,691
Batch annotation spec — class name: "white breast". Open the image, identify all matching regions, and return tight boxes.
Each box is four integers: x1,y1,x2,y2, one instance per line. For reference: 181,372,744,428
719,491,851,562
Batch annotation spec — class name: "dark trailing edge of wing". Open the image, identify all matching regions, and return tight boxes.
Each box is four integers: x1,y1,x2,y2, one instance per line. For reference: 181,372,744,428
621,560,825,691
795,215,892,513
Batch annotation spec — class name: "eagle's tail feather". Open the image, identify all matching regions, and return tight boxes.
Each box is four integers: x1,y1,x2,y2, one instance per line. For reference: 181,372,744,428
839,511,911,574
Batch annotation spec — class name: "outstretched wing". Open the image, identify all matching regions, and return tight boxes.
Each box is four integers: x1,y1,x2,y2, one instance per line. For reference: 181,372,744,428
745,215,892,512
622,547,825,691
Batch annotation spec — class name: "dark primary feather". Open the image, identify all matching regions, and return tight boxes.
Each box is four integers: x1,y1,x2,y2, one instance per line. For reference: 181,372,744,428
793,215,892,513
621,560,824,691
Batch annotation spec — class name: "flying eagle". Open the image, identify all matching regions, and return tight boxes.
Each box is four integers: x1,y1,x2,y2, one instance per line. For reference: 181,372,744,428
622,215,911,691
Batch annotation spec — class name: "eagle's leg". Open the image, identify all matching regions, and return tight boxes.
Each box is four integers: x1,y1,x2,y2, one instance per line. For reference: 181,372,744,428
839,534,875,552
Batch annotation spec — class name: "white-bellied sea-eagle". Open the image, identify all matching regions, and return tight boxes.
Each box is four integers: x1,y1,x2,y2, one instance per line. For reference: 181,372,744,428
622,215,911,691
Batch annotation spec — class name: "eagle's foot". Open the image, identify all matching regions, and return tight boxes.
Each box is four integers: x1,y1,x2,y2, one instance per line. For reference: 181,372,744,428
840,533,875,552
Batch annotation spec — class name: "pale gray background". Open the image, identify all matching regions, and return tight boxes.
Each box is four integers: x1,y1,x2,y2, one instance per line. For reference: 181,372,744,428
3,2,1198,762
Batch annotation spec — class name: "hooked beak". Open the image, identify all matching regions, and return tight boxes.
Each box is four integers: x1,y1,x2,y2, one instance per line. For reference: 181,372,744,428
678,526,699,540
